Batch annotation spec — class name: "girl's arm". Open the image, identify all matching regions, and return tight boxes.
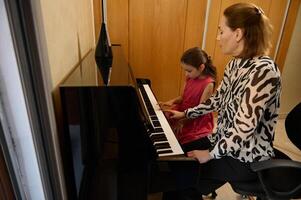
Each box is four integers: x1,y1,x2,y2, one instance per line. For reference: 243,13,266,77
185,63,231,119
161,95,183,106
199,82,214,104
160,82,186,107
172,82,215,135
168,64,230,120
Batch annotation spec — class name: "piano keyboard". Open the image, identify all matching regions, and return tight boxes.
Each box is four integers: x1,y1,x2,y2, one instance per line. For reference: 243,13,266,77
138,84,184,157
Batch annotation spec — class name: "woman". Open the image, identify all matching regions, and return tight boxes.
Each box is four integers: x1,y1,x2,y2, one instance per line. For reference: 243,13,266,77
163,3,281,200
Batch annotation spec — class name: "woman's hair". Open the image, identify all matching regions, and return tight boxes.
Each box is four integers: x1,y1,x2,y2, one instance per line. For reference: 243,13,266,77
224,3,273,58
181,47,217,80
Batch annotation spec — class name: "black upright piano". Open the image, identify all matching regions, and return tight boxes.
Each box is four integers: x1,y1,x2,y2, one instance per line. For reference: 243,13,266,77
59,45,198,200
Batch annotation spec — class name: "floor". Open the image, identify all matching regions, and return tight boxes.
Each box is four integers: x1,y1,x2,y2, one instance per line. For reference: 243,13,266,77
148,118,301,200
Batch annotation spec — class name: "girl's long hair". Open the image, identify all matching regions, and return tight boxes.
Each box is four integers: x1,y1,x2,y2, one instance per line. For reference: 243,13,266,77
181,47,217,81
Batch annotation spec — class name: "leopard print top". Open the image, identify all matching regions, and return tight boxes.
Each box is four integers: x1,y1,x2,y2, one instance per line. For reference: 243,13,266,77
185,56,281,163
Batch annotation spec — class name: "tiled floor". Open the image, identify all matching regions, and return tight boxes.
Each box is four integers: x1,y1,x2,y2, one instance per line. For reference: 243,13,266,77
148,118,301,200
274,118,301,162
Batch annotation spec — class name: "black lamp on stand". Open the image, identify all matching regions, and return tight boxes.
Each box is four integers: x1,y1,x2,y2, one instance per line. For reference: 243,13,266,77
95,0,113,85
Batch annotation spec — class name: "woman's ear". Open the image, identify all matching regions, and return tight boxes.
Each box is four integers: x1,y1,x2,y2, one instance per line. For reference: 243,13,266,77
235,28,243,42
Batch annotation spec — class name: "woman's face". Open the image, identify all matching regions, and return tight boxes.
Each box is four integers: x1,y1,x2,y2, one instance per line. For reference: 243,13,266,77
217,15,243,56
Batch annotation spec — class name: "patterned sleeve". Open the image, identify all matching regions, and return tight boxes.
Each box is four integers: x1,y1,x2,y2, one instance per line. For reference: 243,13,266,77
209,63,281,159
185,62,231,119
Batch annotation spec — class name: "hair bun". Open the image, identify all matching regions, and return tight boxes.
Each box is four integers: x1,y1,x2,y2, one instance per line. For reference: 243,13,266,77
207,55,212,63
255,6,264,15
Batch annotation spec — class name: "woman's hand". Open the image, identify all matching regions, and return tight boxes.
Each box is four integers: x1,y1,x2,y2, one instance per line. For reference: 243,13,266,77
187,150,212,163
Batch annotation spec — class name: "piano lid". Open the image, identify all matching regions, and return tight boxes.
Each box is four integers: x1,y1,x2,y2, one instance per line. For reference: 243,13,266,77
60,45,134,87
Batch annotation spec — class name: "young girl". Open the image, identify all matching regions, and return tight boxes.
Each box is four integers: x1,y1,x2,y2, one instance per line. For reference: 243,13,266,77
160,47,218,199
161,47,216,153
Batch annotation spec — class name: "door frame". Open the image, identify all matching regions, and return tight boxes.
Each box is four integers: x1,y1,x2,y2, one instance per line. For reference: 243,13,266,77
1,0,65,198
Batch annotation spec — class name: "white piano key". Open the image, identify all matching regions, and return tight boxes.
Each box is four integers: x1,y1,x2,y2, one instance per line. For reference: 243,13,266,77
140,84,184,157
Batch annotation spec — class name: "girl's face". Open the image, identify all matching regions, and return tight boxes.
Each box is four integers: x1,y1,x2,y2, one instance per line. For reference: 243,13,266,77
182,63,203,79
216,16,243,56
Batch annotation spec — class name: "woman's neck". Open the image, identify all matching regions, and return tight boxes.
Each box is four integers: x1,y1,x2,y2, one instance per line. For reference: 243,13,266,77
232,40,244,57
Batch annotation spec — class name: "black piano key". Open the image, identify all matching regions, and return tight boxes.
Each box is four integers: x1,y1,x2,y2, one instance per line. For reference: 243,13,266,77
150,133,166,139
154,142,171,150
148,109,156,116
153,128,164,133
152,120,161,127
145,103,153,108
146,103,152,107
151,137,167,143
139,87,157,115
151,138,167,143
157,149,173,155
151,116,158,120
150,134,167,143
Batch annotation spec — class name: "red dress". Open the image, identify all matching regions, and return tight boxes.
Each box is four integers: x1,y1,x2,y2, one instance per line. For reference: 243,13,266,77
171,76,214,145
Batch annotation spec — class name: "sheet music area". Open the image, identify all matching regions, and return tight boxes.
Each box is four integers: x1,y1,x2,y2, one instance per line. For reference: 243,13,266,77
59,46,198,199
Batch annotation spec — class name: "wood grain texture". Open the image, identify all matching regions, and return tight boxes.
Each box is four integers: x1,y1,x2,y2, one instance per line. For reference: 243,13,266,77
94,0,298,101
180,0,208,94
129,0,187,101
93,0,102,42
107,0,129,60
205,0,290,85
276,0,301,71
268,0,289,59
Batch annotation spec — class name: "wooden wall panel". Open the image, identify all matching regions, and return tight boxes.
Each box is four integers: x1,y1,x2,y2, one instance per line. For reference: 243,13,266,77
129,0,188,101
268,0,289,58
204,0,222,58
93,0,102,42
107,0,129,60
276,0,301,71
94,0,298,101
205,0,289,85
183,0,207,50
180,0,208,94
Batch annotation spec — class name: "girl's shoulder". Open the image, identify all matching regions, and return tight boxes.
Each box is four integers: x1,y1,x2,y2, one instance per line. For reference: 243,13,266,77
185,77,214,88
204,75,215,84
